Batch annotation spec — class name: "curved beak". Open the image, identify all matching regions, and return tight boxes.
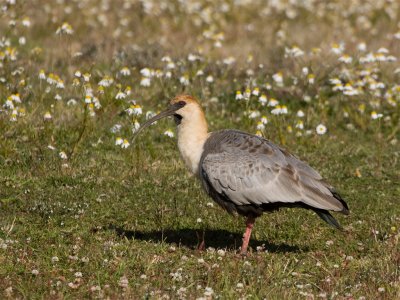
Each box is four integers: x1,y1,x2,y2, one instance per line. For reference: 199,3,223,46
132,101,185,140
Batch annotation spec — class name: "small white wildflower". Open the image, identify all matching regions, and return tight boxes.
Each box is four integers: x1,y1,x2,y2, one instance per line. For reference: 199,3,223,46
164,130,174,138
38,69,46,80
371,111,383,120
179,75,189,86
115,137,123,146
31,269,39,276
285,46,304,57
256,121,265,130
206,75,214,83
258,94,267,105
56,22,74,35
204,287,214,297
74,272,83,278
3,99,14,109
378,287,385,293
243,89,251,100
177,287,187,296
132,121,140,133
120,67,131,76
22,17,31,27
272,72,283,86
196,218,202,223
110,124,121,134
118,276,129,288
295,121,304,130
217,249,225,257
98,76,113,87
271,105,282,115
59,151,68,160
235,91,243,100
236,282,244,289
223,56,236,65
67,99,77,106
297,110,305,118
260,116,268,124
316,124,327,135
248,110,260,119
126,104,142,116
115,91,126,100
140,68,152,77
10,94,20,103
188,53,199,61
51,256,59,263
121,139,130,149
338,54,353,64
83,73,91,82
268,98,279,107
140,77,151,87
43,111,52,120
357,42,367,52
331,43,344,55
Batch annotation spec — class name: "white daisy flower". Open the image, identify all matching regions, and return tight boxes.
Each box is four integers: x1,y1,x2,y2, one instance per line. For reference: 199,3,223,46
140,77,151,87
59,151,68,160
120,67,131,76
121,139,130,149
316,124,327,135
115,137,123,146
235,91,243,100
371,111,383,120
164,129,174,138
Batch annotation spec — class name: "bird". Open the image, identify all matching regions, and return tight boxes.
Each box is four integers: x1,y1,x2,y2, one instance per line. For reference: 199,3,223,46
133,94,349,255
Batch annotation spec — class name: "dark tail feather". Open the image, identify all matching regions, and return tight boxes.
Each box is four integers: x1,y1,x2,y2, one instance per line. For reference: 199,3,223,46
329,188,350,215
315,209,343,230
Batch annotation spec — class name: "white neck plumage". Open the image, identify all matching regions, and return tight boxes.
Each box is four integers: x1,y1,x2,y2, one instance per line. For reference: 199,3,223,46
176,103,209,174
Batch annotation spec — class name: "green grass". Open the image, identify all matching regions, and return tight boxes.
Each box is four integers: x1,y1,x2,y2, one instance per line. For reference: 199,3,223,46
1,1,400,299
1,115,399,299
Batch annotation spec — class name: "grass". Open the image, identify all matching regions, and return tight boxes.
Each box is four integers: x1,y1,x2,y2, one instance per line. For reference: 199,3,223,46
1,0,399,299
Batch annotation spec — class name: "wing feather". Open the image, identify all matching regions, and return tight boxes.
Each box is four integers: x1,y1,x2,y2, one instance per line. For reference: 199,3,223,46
201,130,346,212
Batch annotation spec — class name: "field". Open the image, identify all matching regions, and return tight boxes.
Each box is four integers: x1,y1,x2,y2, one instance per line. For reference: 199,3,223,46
0,0,399,299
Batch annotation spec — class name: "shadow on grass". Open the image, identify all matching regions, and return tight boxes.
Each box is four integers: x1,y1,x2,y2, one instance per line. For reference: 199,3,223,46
95,224,305,253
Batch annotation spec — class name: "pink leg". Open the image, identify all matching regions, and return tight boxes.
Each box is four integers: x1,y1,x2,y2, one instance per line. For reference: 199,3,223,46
240,217,255,256
196,230,206,251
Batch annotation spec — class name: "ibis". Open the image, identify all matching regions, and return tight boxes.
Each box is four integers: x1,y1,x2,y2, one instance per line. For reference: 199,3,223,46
134,95,349,255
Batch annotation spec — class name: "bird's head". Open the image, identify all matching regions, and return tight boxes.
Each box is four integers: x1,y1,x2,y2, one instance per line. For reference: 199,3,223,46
133,94,204,139
169,94,203,125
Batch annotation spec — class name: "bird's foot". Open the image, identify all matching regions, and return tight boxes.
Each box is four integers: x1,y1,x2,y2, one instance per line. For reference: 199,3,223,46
196,230,206,251
197,240,206,251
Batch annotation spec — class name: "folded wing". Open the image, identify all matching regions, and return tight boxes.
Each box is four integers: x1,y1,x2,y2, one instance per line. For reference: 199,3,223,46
200,130,348,214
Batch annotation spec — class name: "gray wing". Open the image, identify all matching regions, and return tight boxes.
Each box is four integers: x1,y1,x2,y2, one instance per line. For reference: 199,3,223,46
201,130,347,212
